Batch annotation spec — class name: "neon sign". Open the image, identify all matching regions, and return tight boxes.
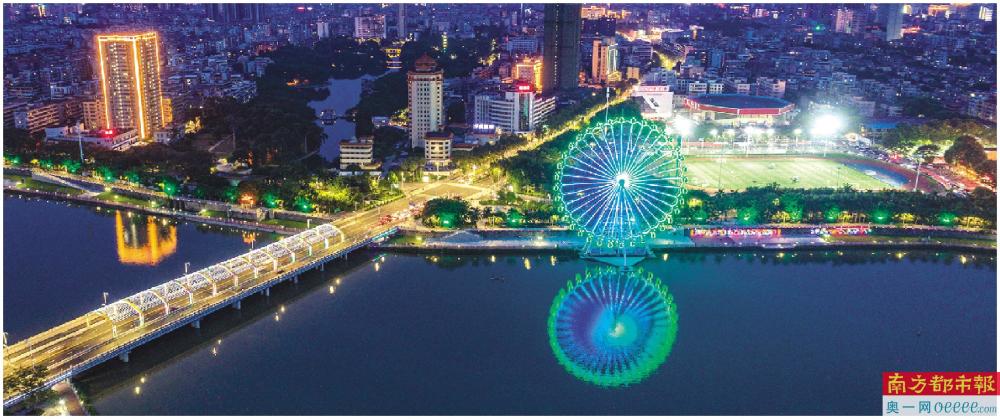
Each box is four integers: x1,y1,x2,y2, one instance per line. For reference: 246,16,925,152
688,228,782,238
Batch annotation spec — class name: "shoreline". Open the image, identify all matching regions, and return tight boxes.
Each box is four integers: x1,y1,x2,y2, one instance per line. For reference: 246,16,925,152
3,187,301,236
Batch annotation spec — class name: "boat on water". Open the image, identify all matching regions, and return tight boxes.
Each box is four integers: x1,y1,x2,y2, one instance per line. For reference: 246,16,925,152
320,109,337,125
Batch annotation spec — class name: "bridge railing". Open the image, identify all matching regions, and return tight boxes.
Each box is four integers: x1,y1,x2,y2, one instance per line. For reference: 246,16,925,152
3,224,399,408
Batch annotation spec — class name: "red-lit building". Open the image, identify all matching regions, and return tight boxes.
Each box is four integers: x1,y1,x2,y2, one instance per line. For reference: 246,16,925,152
684,94,795,126
44,124,139,151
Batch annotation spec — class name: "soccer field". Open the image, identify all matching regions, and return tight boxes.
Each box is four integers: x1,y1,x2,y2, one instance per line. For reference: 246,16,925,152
684,156,898,191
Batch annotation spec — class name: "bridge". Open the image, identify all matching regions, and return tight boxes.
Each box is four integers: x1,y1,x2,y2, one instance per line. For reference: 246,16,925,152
2,179,493,408
1,222,397,408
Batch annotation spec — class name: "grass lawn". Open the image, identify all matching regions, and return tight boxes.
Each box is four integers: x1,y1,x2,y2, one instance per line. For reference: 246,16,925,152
5,174,86,196
684,156,896,192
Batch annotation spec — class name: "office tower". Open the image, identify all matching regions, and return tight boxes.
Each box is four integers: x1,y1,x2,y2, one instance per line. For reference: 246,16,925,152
95,32,165,139
354,14,386,40
474,84,556,135
542,3,581,94
591,37,619,84
407,54,444,149
834,8,854,34
206,4,266,23
885,3,903,41
397,4,406,39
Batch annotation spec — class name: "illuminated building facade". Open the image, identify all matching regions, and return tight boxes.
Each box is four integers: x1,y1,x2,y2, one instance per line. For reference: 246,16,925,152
407,54,444,148
591,37,620,84
96,32,166,139
513,58,543,91
474,83,555,135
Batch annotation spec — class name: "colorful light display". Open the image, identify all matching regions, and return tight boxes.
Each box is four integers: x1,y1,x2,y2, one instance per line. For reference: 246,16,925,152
548,266,678,387
554,117,686,249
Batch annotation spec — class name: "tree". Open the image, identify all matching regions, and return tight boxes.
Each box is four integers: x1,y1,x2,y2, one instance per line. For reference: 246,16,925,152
944,136,987,168
4,365,55,407
914,144,940,163
421,198,471,228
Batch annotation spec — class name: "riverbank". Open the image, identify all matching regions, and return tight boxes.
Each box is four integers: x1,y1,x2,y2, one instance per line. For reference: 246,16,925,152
3,187,301,236
381,226,997,254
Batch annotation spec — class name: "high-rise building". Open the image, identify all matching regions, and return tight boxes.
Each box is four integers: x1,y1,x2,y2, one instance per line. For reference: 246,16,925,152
317,20,332,39
206,4,266,23
591,37,619,84
834,8,855,34
397,4,406,39
884,3,903,41
82,99,105,130
979,5,994,22
513,57,543,91
474,83,556,134
474,83,556,135
354,14,386,40
407,54,444,149
542,3,581,94
95,32,166,139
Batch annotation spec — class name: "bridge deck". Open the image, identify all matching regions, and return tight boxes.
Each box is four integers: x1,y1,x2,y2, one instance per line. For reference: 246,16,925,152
2,222,398,408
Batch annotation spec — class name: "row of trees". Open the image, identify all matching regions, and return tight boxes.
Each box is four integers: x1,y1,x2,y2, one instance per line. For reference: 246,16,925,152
679,185,996,229
944,136,996,185
880,118,997,154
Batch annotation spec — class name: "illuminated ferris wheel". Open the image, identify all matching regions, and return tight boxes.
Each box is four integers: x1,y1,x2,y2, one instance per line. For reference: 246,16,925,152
554,117,686,249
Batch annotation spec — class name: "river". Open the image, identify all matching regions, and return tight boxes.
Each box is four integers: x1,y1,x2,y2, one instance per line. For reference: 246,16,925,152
2,196,276,339
306,76,379,162
4,198,996,414
74,249,994,414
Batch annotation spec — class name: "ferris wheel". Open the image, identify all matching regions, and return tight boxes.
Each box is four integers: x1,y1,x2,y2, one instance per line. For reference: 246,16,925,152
554,117,686,249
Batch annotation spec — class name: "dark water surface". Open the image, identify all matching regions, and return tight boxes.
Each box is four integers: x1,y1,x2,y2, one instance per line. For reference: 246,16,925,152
74,249,995,415
3,196,275,338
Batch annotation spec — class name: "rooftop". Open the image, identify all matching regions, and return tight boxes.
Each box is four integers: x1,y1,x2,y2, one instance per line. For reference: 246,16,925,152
688,94,792,110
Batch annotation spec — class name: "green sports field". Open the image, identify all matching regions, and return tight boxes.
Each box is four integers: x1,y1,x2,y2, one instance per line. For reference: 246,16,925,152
684,156,898,191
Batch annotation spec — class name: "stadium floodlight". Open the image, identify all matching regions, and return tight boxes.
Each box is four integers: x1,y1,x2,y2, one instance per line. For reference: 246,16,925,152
709,129,718,137
673,117,694,137
812,114,843,137
766,128,775,136
793,128,802,135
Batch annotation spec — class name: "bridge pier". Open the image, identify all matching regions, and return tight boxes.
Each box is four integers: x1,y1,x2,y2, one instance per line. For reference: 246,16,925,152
262,287,270,297
292,275,299,284
232,300,241,310
319,263,325,272
119,352,130,363
191,319,200,329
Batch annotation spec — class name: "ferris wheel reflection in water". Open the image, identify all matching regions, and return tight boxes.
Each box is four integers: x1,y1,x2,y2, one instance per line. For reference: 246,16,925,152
547,116,688,387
